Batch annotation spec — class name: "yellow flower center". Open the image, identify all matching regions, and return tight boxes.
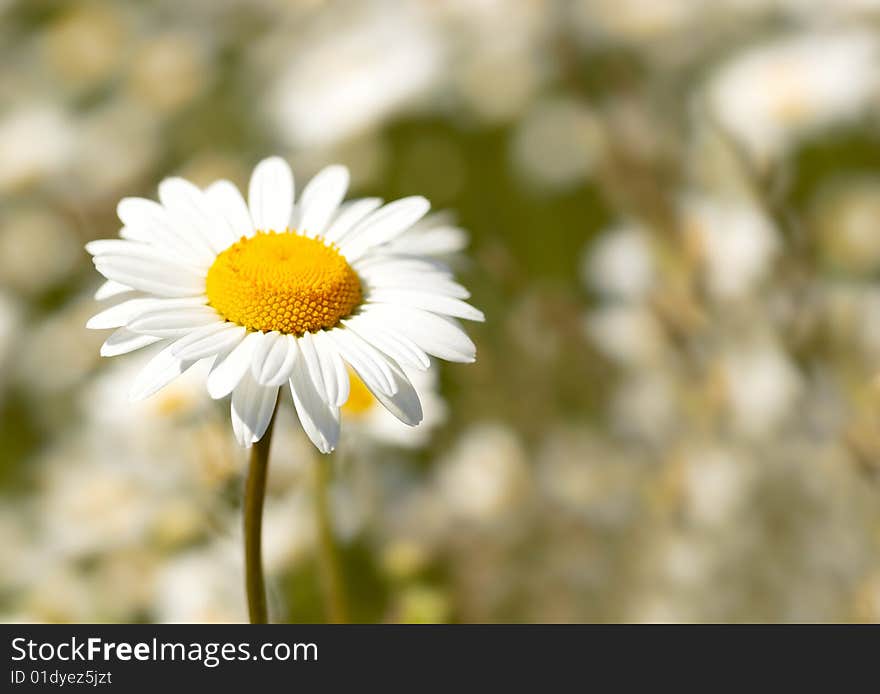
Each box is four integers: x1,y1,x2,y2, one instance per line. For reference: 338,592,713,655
206,231,362,335
342,369,376,416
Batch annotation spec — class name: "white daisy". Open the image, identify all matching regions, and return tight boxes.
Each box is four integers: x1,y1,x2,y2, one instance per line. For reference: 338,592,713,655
706,31,880,162
86,156,483,453
271,2,443,148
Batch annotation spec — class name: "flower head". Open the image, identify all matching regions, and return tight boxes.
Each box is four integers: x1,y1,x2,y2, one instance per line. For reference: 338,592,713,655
87,157,483,452
707,31,880,162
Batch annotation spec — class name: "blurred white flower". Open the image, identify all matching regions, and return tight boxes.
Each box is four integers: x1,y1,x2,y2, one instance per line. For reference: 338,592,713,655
436,424,528,523
584,305,666,366
155,542,247,623
571,0,702,44
537,428,640,525
0,291,22,379
681,194,778,302
87,550,162,621
77,351,242,489
720,338,802,438
73,99,159,199
16,294,103,397
41,4,125,88
811,176,880,275
36,442,201,560
775,0,880,23
678,446,753,526
19,566,97,623
261,490,315,573
0,506,47,595
126,33,211,114
272,1,444,147
707,31,880,161
456,45,541,124
511,97,604,191
448,0,546,123
0,207,80,295
79,353,215,432
656,534,714,588
583,224,656,300
0,104,76,192
609,371,678,443
383,485,452,549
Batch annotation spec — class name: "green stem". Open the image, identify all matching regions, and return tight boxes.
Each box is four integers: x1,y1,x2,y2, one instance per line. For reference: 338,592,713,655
314,457,349,623
244,417,276,624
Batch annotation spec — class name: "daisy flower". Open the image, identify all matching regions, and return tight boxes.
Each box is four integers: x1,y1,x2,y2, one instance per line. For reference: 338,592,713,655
707,31,880,162
86,156,483,453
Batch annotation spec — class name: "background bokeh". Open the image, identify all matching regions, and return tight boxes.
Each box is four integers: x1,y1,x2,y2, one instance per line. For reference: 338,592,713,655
3,0,880,623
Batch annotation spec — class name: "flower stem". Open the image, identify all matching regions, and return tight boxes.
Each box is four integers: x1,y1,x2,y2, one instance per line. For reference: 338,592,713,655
314,457,349,623
244,417,276,624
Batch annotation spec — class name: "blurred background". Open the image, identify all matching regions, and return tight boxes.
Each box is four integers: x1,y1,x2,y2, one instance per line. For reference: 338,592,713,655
3,0,880,623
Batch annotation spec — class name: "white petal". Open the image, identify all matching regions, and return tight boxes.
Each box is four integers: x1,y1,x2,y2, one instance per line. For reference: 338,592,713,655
296,331,330,402
363,271,470,298
328,340,350,407
127,306,220,337
231,372,280,446
305,331,334,405
85,239,202,272
388,225,468,255
92,247,205,278
340,196,430,262
366,289,484,322
231,400,247,446
342,315,430,370
323,198,383,245
360,305,476,363
94,257,205,298
208,331,263,399
252,332,298,386
159,177,235,253
289,349,340,454
94,280,132,301
100,328,162,357
359,355,423,426
297,165,350,238
248,156,294,233
115,198,165,243
117,197,213,266
171,322,246,360
119,224,151,243
313,330,350,407
204,179,255,240
88,297,208,330
88,298,154,330
129,342,202,401
326,327,396,397
355,255,451,276
250,330,279,378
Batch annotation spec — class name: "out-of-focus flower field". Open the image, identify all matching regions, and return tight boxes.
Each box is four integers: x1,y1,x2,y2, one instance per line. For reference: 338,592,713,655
3,0,880,623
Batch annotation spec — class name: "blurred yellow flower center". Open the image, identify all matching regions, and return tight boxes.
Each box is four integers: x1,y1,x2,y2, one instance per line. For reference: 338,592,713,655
342,370,376,416
206,231,362,335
